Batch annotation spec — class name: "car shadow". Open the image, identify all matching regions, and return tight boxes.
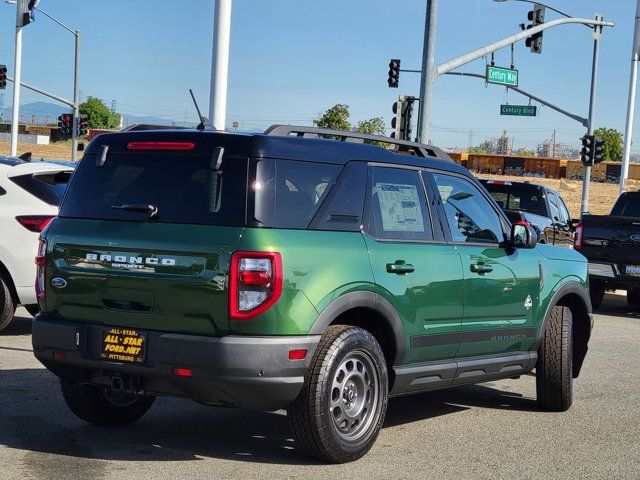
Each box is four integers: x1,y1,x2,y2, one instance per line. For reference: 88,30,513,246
0,367,539,466
596,298,640,319
0,313,33,337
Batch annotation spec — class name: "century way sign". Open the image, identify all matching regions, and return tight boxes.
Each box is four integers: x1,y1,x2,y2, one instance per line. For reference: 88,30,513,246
486,65,519,87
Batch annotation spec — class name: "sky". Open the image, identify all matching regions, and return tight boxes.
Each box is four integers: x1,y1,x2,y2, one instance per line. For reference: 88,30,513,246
0,0,637,151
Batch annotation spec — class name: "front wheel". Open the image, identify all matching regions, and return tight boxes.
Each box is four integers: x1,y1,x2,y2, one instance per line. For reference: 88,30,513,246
536,305,573,411
60,379,155,426
0,275,16,332
288,325,388,463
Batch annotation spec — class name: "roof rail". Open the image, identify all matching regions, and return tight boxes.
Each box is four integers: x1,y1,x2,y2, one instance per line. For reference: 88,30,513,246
120,124,189,132
264,124,452,161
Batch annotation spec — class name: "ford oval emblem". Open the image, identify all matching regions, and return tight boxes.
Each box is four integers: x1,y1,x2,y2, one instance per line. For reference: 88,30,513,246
631,234,640,242
51,277,67,289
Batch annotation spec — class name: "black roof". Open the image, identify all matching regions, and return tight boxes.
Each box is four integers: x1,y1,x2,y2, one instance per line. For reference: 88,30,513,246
85,128,470,176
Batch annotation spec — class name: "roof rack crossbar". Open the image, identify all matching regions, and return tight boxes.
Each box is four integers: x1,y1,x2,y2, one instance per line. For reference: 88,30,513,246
264,124,451,161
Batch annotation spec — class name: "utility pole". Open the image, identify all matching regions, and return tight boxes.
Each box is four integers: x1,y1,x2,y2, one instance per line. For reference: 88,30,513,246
580,15,603,216
417,0,438,144
209,0,232,130
620,0,640,195
71,30,80,162
10,0,24,157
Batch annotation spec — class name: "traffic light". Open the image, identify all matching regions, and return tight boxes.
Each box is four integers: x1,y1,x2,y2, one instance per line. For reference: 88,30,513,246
78,115,89,136
58,113,72,140
390,96,415,141
388,59,400,88
580,134,595,166
18,0,40,28
593,136,605,164
0,65,6,90
525,3,545,54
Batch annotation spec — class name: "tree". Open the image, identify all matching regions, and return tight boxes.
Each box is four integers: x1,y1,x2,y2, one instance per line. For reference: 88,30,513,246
313,104,351,132
356,117,386,146
516,148,535,157
79,97,121,130
594,127,623,162
468,147,488,154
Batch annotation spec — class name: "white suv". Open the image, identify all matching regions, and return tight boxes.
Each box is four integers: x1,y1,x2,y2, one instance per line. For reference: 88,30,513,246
0,157,74,330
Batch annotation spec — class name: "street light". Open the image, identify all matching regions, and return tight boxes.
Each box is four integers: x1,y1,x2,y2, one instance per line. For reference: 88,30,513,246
5,0,80,161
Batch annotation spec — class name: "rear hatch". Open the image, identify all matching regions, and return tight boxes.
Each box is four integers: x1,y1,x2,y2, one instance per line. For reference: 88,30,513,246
43,131,251,336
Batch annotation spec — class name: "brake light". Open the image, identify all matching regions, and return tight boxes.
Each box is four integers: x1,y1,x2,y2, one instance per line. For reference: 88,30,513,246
486,180,512,185
574,223,584,250
35,238,47,301
16,215,54,233
126,141,195,151
229,251,283,320
516,219,532,227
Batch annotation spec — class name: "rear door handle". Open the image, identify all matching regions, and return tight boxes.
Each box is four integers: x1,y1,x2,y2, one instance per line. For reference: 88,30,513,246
470,262,493,274
386,260,415,274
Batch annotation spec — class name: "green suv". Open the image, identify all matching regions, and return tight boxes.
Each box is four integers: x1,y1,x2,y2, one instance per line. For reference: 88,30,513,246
32,125,592,463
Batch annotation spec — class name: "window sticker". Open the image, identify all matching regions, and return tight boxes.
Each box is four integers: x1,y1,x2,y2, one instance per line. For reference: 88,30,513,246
375,182,425,232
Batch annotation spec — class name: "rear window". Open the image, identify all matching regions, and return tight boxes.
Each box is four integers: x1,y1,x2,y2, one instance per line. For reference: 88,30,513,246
482,182,547,217
612,195,640,217
248,159,342,229
11,171,72,206
59,153,247,226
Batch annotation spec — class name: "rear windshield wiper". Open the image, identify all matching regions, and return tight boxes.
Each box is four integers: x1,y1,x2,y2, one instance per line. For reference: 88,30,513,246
112,203,158,219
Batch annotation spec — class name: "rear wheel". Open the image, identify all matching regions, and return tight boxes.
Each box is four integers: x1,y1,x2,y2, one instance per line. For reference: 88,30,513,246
627,288,640,306
536,305,573,411
288,325,388,463
589,281,605,311
60,379,155,426
0,275,16,332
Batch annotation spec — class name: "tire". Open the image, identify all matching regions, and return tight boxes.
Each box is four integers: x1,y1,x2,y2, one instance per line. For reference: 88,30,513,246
25,304,40,317
589,282,605,311
0,275,16,332
627,289,640,307
536,305,573,412
288,325,389,463
60,379,155,426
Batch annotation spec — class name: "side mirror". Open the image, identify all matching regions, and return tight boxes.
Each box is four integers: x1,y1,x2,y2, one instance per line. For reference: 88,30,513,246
510,223,537,249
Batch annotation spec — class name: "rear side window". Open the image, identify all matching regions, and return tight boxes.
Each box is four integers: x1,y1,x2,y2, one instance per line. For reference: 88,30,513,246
482,182,547,217
249,159,341,229
59,154,247,225
365,166,432,241
11,171,72,206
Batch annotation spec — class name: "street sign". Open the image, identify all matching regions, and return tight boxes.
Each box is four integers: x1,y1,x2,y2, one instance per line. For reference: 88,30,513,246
500,104,537,116
486,65,519,87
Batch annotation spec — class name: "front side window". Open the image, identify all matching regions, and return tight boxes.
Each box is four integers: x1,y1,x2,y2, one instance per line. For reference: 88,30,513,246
366,166,432,241
433,173,504,244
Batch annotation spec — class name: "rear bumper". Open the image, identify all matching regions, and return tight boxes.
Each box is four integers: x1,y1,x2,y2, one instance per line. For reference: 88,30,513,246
588,262,640,289
32,314,320,411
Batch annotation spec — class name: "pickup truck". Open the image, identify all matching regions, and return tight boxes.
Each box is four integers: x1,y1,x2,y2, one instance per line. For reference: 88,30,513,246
576,191,640,309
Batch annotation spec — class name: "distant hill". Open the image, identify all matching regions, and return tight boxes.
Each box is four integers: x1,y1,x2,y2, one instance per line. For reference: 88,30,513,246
2,101,185,127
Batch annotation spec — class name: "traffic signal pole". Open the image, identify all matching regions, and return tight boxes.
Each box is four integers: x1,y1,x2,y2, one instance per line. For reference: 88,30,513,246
9,1,24,157
71,30,79,162
620,0,640,195
580,20,602,216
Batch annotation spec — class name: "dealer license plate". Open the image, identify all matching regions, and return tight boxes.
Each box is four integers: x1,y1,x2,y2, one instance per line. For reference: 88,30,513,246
101,327,146,363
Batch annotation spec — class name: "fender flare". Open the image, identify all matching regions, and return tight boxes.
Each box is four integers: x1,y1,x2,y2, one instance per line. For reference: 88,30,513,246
309,291,406,365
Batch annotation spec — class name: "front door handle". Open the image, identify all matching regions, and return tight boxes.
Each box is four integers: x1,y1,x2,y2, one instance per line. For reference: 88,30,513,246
470,262,493,274
386,260,415,274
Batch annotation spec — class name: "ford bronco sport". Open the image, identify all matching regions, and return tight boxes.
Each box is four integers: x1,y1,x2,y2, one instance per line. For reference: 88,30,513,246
32,125,593,463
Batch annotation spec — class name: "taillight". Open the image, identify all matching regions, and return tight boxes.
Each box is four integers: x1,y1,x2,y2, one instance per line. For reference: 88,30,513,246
35,238,47,301
126,141,195,151
229,251,283,320
574,223,584,250
16,215,55,232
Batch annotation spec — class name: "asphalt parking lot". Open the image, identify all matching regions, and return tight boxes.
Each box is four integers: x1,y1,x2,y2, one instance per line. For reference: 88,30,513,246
1,301,638,480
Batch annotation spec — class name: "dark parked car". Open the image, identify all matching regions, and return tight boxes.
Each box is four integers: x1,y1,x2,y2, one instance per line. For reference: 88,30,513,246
480,179,574,247
576,191,640,309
